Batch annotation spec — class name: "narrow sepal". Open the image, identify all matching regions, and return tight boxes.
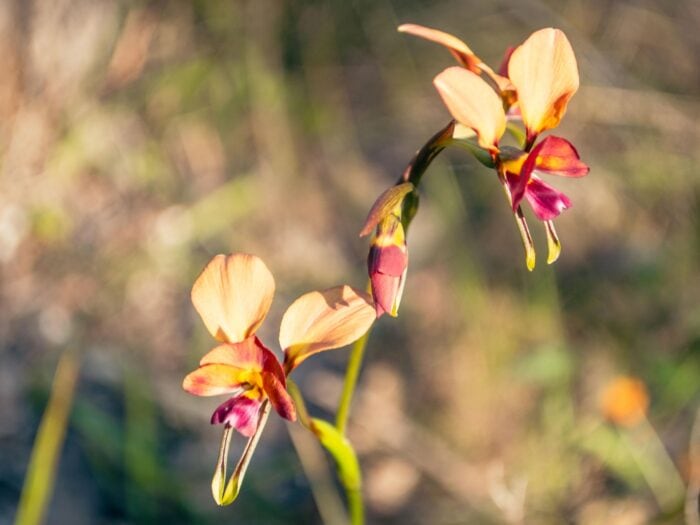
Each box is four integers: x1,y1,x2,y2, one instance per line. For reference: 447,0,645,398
545,220,562,264
515,208,536,271
398,23,481,72
211,401,272,506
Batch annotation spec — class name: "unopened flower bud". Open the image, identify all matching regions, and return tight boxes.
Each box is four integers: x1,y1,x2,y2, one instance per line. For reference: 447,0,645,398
368,213,408,317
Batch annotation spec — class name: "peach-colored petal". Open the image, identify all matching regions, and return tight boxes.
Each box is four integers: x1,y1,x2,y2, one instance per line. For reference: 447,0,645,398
398,24,481,72
199,338,265,371
182,364,261,397
508,28,579,138
191,254,275,343
280,285,376,372
433,67,506,150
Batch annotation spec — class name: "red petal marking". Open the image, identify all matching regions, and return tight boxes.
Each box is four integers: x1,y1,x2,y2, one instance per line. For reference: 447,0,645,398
509,141,542,211
210,395,262,437
262,371,296,422
504,170,524,211
260,346,286,387
534,136,589,177
199,336,266,370
524,177,572,220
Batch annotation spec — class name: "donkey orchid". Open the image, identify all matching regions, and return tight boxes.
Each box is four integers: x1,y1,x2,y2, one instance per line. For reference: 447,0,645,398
428,27,588,267
183,253,375,505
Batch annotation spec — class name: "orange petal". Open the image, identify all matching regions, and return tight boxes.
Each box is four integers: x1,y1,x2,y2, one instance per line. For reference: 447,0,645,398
433,67,506,150
199,338,265,371
280,285,376,372
508,28,579,138
191,254,275,343
398,24,481,72
182,363,262,397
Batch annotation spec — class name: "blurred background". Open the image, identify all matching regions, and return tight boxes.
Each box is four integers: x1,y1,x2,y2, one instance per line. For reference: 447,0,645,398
1,0,699,523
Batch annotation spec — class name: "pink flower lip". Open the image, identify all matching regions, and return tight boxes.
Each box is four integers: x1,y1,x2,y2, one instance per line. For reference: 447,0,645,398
211,394,262,438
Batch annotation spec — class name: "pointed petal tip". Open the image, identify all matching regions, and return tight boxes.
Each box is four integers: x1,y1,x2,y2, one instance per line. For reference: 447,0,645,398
547,248,561,265
545,220,562,264
526,251,536,271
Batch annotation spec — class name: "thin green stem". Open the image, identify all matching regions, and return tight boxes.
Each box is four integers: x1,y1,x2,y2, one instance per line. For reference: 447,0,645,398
319,120,453,525
346,486,365,525
335,329,370,435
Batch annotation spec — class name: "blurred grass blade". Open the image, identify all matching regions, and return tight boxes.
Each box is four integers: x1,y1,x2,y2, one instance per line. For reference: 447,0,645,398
15,351,80,525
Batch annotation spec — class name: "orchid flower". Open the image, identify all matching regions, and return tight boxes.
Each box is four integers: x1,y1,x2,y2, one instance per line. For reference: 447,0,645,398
427,27,588,267
183,253,376,505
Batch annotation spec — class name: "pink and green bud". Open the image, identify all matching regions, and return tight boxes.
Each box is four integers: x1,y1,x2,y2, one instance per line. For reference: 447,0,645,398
361,184,413,318
368,214,408,318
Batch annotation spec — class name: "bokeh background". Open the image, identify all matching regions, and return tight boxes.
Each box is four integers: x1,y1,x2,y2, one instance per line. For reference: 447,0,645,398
2,0,699,523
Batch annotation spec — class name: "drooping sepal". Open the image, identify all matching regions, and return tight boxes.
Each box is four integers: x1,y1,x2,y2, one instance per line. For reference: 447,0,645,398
544,220,562,264
211,401,272,506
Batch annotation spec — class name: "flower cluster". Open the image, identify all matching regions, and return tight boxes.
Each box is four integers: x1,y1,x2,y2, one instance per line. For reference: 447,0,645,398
182,24,591,513
401,24,590,270
182,254,375,504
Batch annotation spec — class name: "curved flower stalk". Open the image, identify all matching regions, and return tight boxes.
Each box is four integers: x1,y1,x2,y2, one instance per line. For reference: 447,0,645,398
183,253,375,505
405,25,589,269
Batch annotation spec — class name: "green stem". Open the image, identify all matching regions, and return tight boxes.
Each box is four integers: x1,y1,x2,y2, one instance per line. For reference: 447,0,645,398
313,120,454,525
346,486,365,525
335,329,370,435
335,121,454,437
